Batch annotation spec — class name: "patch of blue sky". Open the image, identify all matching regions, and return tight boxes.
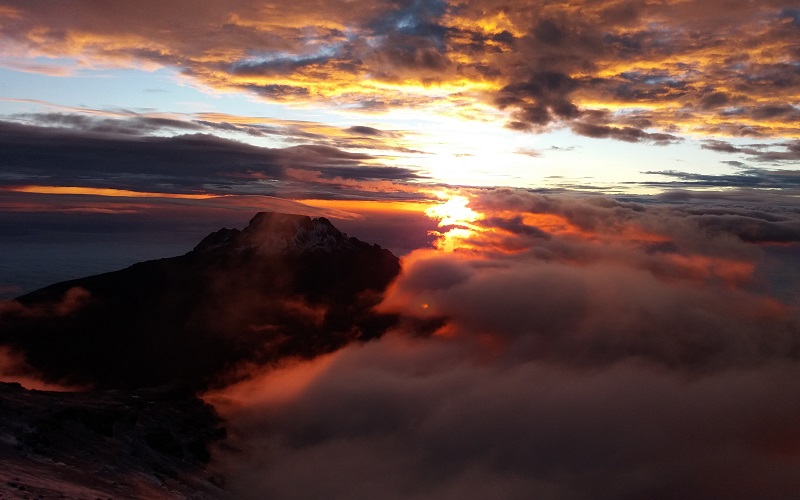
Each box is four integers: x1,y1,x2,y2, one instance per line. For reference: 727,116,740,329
0,63,356,127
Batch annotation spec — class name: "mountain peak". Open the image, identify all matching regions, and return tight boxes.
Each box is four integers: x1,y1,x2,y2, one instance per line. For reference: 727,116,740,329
194,211,361,255
2,211,401,391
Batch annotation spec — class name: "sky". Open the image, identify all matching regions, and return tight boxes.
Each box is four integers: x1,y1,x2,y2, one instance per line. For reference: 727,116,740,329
1,2,800,497
1,0,798,295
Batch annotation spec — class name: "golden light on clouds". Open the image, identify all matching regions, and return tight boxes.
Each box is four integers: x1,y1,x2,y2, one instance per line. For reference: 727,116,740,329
6,185,220,200
425,192,483,227
296,198,433,216
0,0,796,149
425,191,487,252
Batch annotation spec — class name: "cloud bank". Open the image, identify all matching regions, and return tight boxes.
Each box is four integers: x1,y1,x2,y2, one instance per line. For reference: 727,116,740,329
205,188,800,499
0,120,426,200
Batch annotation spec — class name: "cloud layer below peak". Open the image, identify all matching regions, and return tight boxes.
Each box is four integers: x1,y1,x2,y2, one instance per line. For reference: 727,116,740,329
206,188,800,499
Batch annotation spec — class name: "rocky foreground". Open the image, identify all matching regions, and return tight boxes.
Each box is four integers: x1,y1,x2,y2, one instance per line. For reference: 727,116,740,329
0,382,227,499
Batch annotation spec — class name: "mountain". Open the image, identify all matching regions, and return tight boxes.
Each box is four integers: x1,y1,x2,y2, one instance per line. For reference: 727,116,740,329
0,212,401,390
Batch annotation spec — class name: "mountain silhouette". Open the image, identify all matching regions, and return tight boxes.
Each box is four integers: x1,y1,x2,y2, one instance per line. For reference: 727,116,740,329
0,213,401,390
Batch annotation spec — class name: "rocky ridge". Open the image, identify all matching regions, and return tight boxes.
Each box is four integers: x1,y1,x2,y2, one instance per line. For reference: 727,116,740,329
0,382,227,499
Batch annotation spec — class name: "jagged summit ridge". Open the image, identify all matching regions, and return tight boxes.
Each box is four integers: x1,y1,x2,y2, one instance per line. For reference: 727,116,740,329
194,211,367,255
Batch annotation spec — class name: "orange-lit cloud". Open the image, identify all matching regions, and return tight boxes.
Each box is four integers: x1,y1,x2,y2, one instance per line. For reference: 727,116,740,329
0,288,93,390
0,287,90,318
201,189,800,497
205,186,800,498
5,185,220,199
0,1,796,142
0,347,87,391
377,188,800,352
297,198,432,215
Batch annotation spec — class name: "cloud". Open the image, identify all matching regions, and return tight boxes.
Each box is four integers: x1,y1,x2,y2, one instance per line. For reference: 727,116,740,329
204,188,800,498
16,112,206,136
4,100,422,153
0,288,93,390
0,58,76,76
209,347,800,499
0,1,796,141
701,139,800,163
378,189,800,367
570,122,682,144
0,120,427,200
513,148,542,157
0,346,86,391
0,286,90,318
643,167,800,192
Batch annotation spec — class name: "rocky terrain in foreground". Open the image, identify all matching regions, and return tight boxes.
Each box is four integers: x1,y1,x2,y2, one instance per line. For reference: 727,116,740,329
0,382,227,499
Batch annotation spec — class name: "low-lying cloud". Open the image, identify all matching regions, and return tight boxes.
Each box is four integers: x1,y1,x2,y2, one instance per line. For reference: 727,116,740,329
205,188,800,498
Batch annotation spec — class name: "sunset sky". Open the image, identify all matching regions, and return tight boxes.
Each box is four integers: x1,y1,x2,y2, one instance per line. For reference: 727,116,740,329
1,0,799,296
2,2,800,497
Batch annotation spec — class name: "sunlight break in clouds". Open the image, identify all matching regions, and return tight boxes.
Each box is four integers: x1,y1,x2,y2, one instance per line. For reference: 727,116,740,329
424,190,486,252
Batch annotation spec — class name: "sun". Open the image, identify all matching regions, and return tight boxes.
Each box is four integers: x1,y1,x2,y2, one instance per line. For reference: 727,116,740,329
425,193,483,226
424,191,485,251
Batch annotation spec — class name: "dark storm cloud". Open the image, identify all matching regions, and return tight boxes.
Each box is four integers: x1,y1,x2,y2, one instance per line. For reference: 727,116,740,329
465,2,800,137
194,119,295,139
702,140,750,154
360,0,452,80
347,125,384,136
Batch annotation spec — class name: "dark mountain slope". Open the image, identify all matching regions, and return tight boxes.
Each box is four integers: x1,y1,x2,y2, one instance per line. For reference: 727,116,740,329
0,212,401,390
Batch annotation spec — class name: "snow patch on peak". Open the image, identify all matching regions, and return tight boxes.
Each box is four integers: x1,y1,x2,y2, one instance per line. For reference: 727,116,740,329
235,212,360,255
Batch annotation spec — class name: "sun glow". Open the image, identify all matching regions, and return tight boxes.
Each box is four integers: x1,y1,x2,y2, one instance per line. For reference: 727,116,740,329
425,191,486,251
425,193,482,226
